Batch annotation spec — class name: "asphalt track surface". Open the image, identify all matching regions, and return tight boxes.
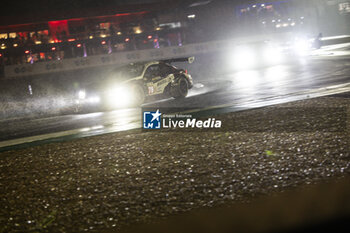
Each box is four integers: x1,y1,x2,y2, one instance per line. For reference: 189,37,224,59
0,45,350,149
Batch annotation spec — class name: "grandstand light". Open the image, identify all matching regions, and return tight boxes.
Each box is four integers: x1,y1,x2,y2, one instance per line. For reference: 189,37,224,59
117,32,122,35
35,41,42,44
25,50,30,54
187,14,196,19
101,34,107,38
147,35,152,39
13,43,18,47
125,38,130,42
101,40,106,45
77,43,82,48
156,27,161,31
89,36,93,39
51,47,56,51
135,29,142,34
68,38,76,42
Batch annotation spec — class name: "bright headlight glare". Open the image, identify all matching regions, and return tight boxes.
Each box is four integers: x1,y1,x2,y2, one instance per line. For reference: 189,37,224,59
233,46,256,69
293,39,311,56
107,86,132,107
78,90,86,99
87,96,100,104
263,46,283,64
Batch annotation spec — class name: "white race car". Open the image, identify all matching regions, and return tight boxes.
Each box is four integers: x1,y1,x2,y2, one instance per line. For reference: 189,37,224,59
76,57,194,110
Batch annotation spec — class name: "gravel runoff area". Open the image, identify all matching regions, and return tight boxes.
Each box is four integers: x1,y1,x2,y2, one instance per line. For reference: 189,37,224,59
1,95,350,232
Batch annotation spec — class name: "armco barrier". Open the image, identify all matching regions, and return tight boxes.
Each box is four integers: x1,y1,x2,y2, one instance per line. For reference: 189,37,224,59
3,35,272,79
5,33,348,79
3,41,225,78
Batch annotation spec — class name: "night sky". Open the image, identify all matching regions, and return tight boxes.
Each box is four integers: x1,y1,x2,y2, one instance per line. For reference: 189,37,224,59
0,0,190,26
0,0,185,16
0,0,245,26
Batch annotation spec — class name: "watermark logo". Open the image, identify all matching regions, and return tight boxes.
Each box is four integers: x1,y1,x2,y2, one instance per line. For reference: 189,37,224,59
143,108,222,130
143,109,162,129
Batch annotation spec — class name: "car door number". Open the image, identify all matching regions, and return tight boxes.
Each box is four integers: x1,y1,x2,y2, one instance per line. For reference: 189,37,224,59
148,86,154,95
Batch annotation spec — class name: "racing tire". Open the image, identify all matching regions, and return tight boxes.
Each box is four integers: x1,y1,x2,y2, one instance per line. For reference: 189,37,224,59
172,77,189,99
131,84,145,106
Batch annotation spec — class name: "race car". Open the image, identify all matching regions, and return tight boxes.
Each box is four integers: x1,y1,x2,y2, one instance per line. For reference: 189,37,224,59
75,57,194,110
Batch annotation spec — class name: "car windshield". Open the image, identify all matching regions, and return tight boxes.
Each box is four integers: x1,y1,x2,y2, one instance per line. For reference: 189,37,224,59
113,64,144,80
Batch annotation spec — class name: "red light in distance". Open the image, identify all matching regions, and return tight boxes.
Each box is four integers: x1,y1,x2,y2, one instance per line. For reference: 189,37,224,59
25,50,30,54
125,38,130,42
147,35,152,39
101,41,106,45
51,47,56,51
77,44,82,48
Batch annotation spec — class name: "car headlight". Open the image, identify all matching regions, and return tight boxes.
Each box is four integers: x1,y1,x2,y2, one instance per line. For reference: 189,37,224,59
293,38,312,56
263,46,284,64
107,85,132,108
87,96,100,104
232,46,256,70
78,90,86,100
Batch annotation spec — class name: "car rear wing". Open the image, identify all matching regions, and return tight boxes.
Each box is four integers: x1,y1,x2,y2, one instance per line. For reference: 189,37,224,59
161,57,195,64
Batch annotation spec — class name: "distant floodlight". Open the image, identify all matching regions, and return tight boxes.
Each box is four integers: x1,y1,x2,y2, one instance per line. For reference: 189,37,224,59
188,14,196,19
